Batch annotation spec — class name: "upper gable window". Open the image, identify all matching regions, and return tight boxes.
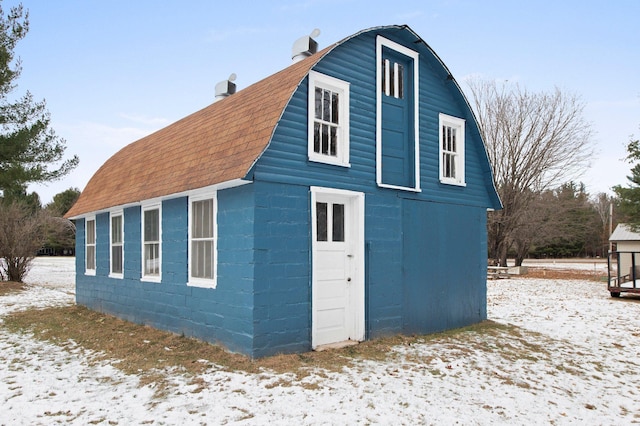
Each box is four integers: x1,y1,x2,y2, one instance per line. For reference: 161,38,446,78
308,71,350,167
439,113,466,186
382,58,404,99
142,203,161,282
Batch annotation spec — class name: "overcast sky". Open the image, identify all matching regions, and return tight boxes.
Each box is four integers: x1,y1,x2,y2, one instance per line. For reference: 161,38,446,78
8,0,639,203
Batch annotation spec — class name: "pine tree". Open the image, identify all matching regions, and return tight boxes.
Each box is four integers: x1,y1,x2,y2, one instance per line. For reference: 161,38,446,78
0,2,78,196
613,137,640,230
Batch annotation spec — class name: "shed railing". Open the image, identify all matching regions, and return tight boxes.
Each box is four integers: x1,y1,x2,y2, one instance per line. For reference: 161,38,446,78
607,250,640,297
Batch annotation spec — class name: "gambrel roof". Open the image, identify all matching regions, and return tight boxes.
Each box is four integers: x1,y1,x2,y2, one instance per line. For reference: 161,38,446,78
66,25,501,218
66,45,332,218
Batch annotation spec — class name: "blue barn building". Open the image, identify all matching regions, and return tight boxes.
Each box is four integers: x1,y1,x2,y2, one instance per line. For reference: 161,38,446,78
66,25,501,358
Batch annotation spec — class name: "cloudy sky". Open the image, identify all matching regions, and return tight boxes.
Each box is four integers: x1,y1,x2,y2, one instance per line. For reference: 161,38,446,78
8,0,639,203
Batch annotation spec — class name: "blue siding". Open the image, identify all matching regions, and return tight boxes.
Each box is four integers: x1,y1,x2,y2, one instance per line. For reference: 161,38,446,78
365,193,403,337
76,186,259,356
250,27,496,343
123,206,141,280
401,200,487,333
252,181,311,357
75,219,85,277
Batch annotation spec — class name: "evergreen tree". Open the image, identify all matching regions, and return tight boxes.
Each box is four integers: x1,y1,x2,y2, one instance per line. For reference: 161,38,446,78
613,137,640,230
0,2,78,195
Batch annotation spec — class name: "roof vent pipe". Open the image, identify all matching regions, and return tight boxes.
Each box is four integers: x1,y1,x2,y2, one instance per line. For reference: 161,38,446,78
214,73,237,102
291,29,321,63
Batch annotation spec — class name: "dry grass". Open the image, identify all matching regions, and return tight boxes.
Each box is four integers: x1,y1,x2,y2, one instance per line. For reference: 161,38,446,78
1,303,508,380
0,281,27,296
523,267,605,281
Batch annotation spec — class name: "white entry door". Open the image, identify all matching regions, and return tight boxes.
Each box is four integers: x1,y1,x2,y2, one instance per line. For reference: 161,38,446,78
311,187,365,348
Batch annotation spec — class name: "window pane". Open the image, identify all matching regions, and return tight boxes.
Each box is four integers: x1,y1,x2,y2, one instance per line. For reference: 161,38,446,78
111,216,122,244
323,89,331,121
86,246,95,270
144,243,159,275
331,92,339,124
389,62,395,97
451,128,456,152
144,209,159,242
86,220,95,244
192,199,213,239
112,246,123,274
315,87,322,119
313,122,321,153
321,124,329,154
442,126,447,150
192,240,213,279
332,203,345,242
316,202,327,242
450,154,456,178
330,127,337,156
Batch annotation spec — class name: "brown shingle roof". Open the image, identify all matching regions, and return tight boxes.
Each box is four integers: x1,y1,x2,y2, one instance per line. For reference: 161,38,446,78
65,46,332,218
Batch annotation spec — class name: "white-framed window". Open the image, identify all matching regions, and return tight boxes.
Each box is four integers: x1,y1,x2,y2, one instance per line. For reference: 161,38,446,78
110,211,124,278
141,202,161,282
85,215,96,275
439,113,466,186
188,192,217,288
308,70,350,167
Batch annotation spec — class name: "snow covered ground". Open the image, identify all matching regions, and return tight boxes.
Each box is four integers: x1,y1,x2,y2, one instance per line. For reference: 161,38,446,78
2,257,640,425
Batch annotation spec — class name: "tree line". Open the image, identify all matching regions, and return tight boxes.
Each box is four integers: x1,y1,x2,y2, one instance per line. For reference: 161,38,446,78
468,79,636,266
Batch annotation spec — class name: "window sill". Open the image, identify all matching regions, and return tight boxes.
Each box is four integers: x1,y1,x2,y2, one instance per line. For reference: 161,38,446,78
141,276,161,283
439,178,467,187
188,279,217,289
109,273,124,279
308,156,351,168
85,270,96,276
377,182,422,192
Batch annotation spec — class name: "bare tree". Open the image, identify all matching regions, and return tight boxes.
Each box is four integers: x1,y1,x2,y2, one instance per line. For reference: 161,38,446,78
467,79,594,265
0,202,49,282
592,192,618,255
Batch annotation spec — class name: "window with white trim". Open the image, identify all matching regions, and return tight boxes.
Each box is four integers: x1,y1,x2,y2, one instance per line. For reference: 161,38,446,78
439,113,466,186
142,203,161,281
85,216,96,275
308,71,350,167
188,193,217,288
110,212,123,278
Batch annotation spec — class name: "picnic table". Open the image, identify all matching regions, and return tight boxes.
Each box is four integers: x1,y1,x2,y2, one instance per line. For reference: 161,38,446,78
487,266,510,279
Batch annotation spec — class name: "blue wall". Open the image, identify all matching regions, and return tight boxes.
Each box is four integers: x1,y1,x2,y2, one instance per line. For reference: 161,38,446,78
76,185,259,356
251,27,494,341
252,181,312,357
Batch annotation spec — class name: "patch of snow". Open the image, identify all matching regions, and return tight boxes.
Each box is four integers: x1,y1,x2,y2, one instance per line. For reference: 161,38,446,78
1,257,639,424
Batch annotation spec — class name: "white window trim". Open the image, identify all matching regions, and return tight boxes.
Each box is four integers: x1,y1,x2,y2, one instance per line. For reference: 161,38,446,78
376,36,421,191
187,190,218,289
109,210,124,279
307,70,351,167
141,202,162,283
85,215,96,276
439,113,466,186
